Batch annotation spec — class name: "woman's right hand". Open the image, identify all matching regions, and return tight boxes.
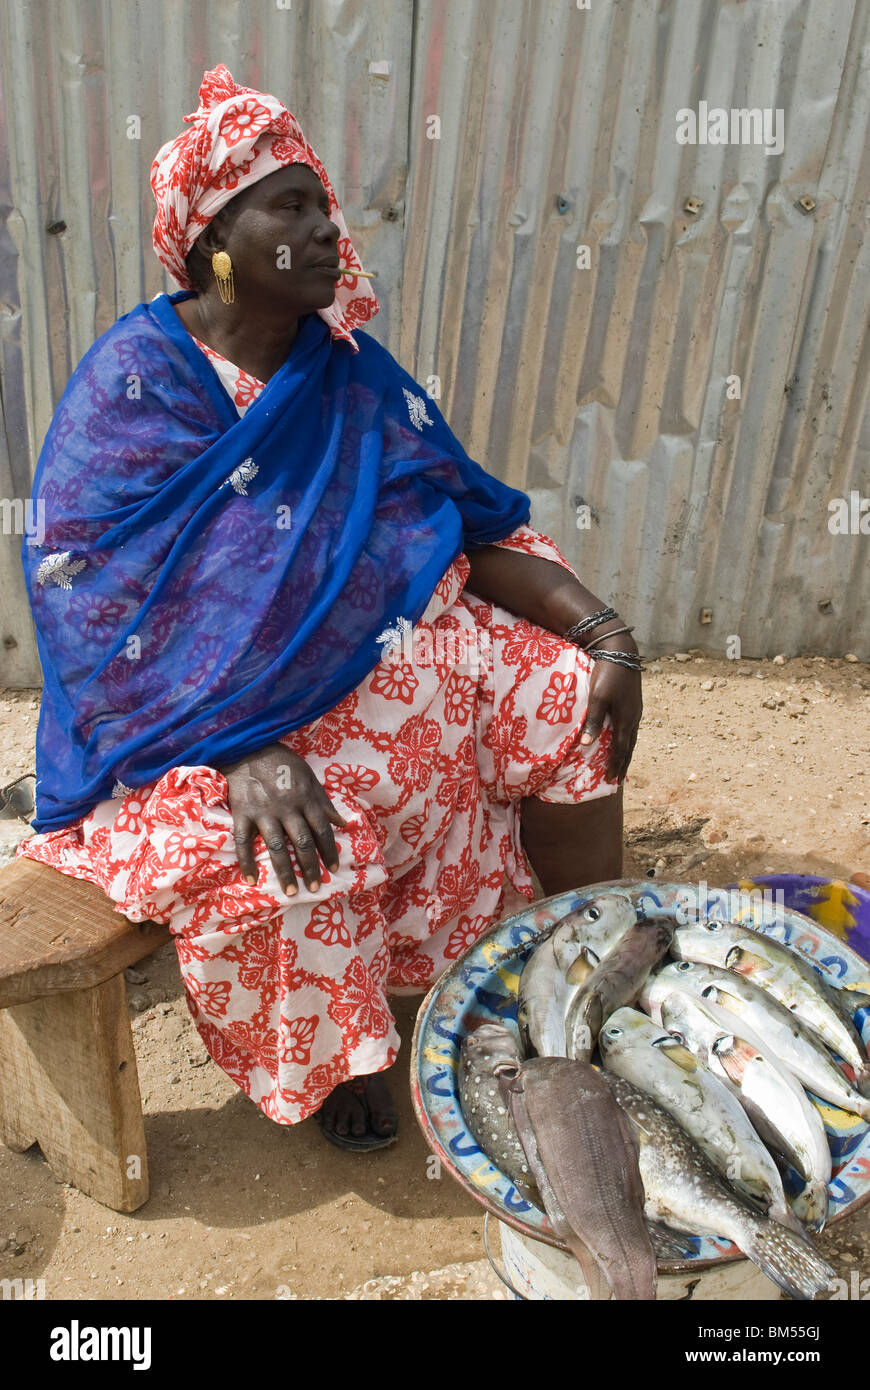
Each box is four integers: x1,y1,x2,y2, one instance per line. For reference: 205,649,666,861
218,744,348,896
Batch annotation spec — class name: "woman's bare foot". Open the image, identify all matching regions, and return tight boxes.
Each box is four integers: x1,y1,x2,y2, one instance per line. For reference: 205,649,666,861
317,1072,398,1148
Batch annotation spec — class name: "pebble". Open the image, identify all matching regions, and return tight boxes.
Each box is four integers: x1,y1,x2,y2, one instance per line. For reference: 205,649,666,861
700,679,714,691
129,992,149,1012
844,653,859,663
772,654,786,664
674,652,691,663
125,967,148,986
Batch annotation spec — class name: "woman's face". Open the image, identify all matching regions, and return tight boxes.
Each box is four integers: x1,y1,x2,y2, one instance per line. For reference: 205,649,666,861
202,163,343,313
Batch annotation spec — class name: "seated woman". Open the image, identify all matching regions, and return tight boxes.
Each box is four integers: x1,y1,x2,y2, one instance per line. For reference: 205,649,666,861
19,65,642,1151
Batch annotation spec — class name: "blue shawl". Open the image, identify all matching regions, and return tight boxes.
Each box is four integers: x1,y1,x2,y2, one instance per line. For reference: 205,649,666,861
24,291,530,831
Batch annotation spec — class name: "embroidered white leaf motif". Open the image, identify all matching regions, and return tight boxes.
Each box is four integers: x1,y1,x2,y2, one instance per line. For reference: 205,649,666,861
376,616,413,660
112,780,134,799
36,551,86,589
402,387,434,432
220,457,259,495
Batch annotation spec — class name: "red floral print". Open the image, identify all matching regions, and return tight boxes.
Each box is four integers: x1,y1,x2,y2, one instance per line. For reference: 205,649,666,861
19,523,618,1125
537,670,578,725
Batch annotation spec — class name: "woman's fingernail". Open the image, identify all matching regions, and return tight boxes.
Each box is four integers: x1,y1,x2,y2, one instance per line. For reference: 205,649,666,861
580,733,592,745
329,861,339,872
285,885,298,897
309,880,320,892
244,875,256,886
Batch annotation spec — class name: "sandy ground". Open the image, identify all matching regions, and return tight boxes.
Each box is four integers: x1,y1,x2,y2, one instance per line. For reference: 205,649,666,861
0,651,868,1301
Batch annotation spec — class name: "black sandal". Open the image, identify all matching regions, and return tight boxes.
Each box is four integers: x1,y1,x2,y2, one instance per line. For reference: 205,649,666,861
316,1076,399,1152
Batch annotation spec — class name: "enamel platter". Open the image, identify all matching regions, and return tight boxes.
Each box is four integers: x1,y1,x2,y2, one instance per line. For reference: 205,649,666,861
410,879,870,1271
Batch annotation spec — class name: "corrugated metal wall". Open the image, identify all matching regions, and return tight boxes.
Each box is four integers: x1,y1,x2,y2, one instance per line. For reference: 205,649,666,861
1,0,868,686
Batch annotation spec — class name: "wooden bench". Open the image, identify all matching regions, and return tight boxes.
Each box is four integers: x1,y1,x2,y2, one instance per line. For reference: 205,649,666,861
0,857,171,1211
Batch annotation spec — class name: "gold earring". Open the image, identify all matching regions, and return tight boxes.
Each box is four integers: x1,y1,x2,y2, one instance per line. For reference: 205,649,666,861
211,250,235,304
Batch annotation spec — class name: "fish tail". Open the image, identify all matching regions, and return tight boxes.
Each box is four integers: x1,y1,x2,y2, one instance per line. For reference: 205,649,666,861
561,1232,613,1301
743,1217,837,1300
789,1180,829,1234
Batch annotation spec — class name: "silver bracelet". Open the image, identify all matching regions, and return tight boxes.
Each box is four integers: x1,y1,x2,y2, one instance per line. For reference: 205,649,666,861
564,607,618,644
588,649,644,672
584,623,635,651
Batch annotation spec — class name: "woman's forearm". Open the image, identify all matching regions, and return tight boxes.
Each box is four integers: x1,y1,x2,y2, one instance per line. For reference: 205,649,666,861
463,546,637,650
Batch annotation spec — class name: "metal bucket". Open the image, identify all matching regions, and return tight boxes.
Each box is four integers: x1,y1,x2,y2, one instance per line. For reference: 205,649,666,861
496,1222,782,1302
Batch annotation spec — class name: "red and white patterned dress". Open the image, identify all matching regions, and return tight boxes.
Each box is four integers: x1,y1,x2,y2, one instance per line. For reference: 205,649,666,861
19,344,617,1126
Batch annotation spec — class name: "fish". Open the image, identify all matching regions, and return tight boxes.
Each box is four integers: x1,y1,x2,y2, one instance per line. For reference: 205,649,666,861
458,1023,696,1271
502,1053,657,1299
657,992,831,1232
565,919,675,1062
458,1022,538,1199
459,1022,657,1299
597,1006,795,1227
602,1071,838,1300
517,893,639,1056
671,920,870,1097
643,959,870,1123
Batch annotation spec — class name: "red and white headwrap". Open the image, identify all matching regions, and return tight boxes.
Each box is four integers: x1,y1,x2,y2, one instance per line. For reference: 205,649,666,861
150,64,379,350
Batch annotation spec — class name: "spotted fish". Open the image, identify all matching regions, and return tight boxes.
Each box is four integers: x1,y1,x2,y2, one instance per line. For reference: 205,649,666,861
603,1072,837,1301
459,1023,657,1299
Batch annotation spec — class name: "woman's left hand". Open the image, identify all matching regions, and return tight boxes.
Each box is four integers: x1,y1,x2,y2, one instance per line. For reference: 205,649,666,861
579,654,643,784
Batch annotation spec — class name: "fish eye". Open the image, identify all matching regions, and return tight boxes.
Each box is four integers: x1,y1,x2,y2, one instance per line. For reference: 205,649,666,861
676,961,693,972
493,1061,520,1079
584,904,602,922
603,1026,622,1040
705,922,723,933
667,1030,687,1046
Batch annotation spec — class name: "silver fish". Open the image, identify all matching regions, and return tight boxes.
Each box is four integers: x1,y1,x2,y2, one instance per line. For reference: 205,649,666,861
671,920,870,1096
603,1071,837,1300
644,959,870,1122
598,1006,794,1227
565,919,674,1062
518,894,639,1056
658,991,831,1232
